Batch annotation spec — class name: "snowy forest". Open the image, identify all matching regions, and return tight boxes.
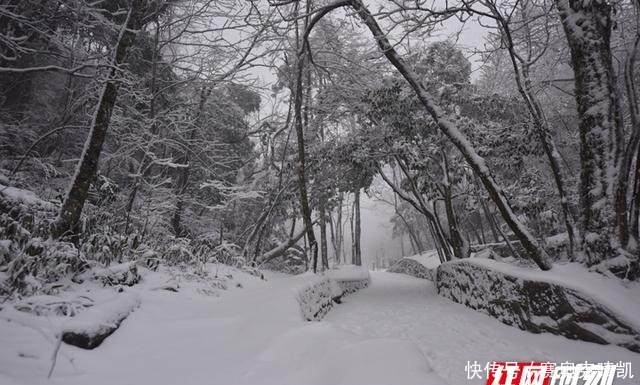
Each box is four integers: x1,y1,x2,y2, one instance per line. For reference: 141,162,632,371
1,0,640,384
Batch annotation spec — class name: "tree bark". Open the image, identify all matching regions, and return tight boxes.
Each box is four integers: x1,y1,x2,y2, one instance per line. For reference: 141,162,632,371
52,0,148,239
319,204,329,270
293,54,318,272
353,188,362,266
555,0,622,263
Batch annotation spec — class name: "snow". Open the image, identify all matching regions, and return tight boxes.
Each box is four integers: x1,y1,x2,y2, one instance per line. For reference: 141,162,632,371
406,249,441,269
546,232,569,247
325,264,371,281
1,268,638,385
0,184,55,209
450,258,640,330
325,271,640,385
61,292,140,339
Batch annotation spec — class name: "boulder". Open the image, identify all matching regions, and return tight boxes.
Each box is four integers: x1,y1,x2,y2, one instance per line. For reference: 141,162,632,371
61,293,140,349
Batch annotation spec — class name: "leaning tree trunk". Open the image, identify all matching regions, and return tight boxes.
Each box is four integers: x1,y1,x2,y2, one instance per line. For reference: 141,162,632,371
52,0,147,239
348,0,552,270
555,0,622,264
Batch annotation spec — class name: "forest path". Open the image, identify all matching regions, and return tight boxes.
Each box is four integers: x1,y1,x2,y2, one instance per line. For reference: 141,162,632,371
324,271,640,385
2,269,639,385
1,269,442,385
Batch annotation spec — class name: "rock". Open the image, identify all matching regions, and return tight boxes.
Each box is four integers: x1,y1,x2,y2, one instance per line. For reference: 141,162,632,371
61,293,140,349
436,260,640,353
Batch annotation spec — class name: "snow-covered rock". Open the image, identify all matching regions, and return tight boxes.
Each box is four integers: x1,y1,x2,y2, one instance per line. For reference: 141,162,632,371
436,259,640,353
61,293,140,349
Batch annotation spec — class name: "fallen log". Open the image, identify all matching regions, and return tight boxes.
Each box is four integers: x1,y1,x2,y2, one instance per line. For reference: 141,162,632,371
258,226,309,264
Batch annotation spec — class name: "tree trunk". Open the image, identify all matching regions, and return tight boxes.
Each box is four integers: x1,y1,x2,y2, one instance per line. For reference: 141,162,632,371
349,0,552,270
621,33,640,248
441,152,469,258
329,192,343,263
556,0,622,263
294,59,318,272
319,204,328,270
631,161,640,240
258,226,309,264
354,188,362,266
52,0,147,239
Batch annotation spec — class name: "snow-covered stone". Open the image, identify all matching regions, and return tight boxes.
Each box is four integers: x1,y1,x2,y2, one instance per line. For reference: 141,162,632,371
61,293,140,349
297,266,370,321
326,265,370,295
436,259,640,353
387,251,440,280
296,276,341,321
388,258,435,280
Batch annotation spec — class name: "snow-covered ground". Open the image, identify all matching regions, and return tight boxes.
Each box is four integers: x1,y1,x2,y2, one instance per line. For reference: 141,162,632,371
1,268,638,385
328,271,640,384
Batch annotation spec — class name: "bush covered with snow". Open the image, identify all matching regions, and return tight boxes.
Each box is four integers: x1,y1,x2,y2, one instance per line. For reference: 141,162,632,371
83,262,141,287
436,259,640,353
0,183,265,297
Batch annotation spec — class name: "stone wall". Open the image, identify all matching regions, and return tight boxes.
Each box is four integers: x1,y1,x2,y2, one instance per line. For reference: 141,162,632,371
436,260,640,353
296,272,370,321
387,258,435,280
335,278,369,296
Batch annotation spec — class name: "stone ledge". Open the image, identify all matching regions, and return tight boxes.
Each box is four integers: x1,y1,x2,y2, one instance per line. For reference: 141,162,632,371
296,270,370,321
436,260,640,353
387,258,435,280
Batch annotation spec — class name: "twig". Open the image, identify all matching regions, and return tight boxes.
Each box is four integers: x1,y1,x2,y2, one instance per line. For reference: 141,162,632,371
48,334,63,379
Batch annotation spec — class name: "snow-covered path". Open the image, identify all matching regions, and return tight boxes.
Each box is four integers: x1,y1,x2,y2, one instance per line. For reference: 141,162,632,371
326,271,640,385
1,269,442,385
2,269,639,385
